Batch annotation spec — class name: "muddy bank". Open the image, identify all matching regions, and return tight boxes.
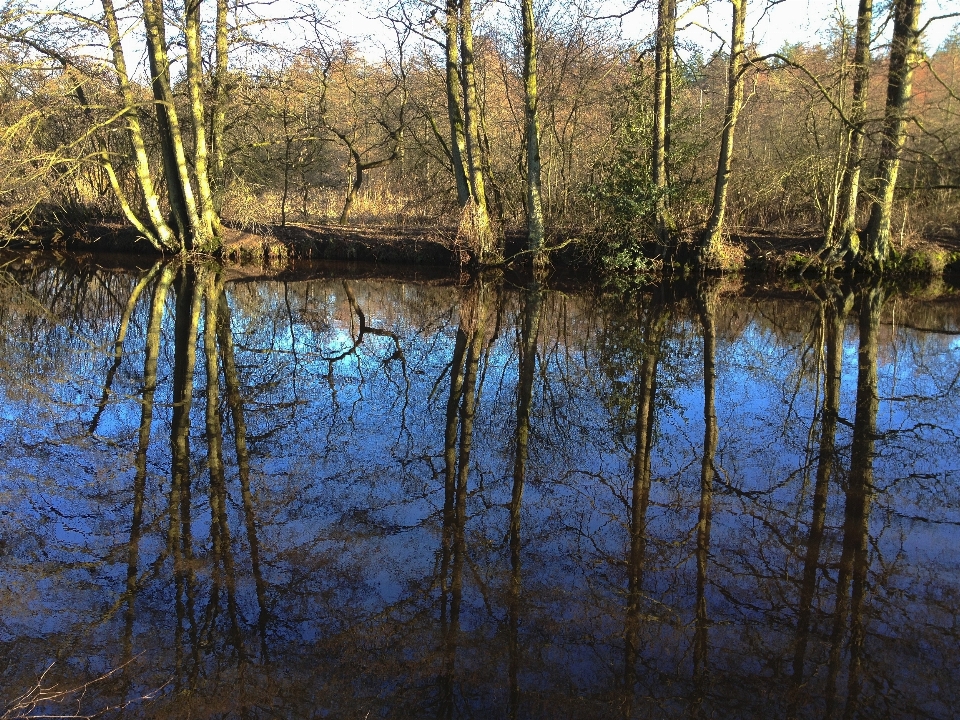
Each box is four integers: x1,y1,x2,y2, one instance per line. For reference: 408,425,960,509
10,219,960,280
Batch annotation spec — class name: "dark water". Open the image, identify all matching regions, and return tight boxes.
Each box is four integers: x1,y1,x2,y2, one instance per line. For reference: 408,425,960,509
1,255,959,719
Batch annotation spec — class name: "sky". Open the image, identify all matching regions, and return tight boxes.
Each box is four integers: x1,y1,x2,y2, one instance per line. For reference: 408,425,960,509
331,0,960,57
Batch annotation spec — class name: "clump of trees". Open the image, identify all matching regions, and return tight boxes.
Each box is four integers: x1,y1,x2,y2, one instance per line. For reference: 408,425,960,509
0,0,957,272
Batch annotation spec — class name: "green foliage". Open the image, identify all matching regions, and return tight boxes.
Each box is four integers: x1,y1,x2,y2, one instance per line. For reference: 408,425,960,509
586,57,702,277
585,71,661,277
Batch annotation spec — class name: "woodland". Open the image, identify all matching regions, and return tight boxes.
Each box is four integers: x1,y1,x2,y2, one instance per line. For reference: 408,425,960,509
0,0,958,274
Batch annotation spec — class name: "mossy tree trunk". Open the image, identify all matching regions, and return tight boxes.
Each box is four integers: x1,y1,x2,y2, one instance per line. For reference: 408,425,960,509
444,0,502,265
825,0,873,262
652,0,677,246
521,0,545,266
862,0,923,271
699,0,746,268
97,0,226,253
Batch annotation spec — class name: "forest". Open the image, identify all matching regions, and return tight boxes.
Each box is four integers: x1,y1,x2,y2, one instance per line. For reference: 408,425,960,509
0,0,958,274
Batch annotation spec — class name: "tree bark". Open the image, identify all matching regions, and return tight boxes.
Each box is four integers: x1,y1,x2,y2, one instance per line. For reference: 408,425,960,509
863,0,923,270
652,0,677,245
101,0,177,251
827,0,874,261
141,0,202,247
521,0,545,265
699,0,746,267
458,0,500,263
444,0,470,205
184,0,221,248
211,0,229,211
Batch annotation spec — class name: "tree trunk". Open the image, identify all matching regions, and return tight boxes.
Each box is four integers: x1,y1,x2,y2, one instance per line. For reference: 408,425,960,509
521,0,545,266
141,0,202,247
184,0,221,248
699,0,746,267
862,0,922,270
100,0,177,251
444,0,470,205
459,0,500,264
827,0,874,261
340,147,363,225
652,0,677,245
210,0,229,211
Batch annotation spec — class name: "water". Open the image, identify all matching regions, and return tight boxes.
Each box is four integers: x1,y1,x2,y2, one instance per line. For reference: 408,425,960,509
1,254,959,718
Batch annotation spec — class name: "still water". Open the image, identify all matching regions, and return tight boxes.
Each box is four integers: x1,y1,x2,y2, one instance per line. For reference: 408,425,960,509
1,254,959,719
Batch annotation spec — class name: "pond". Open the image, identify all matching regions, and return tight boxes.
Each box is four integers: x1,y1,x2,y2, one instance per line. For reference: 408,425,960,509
1,254,959,719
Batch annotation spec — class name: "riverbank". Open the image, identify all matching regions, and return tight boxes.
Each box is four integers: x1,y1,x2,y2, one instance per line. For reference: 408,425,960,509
11,219,960,281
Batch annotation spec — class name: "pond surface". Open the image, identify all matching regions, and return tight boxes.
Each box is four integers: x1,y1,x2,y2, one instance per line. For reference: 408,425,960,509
1,254,959,719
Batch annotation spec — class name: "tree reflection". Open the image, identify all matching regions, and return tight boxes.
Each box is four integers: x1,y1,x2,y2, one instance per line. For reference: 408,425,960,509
826,284,884,720
620,291,669,718
123,264,175,662
2,258,959,718
693,281,718,716
509,277,543,719
108,260,272,694
438,275,497,719
789,285,853,718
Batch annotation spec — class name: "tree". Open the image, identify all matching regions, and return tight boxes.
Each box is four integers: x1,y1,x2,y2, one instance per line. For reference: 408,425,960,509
100,0,226,252
826,0,874,262
652,0,677,245
443,0,501,263
316,42,407,225
3,0,230,252
862,0,924,270
521,0,545,265
699,0,747,267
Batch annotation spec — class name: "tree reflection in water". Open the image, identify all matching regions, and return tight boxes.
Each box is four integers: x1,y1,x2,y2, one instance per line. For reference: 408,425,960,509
0,256,959,718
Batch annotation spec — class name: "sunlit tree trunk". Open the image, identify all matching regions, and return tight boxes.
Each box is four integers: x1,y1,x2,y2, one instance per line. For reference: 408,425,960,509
141,0,203,248
699,0,746,267
863,0,923,270
459,0,500,264
827,0,873,261
100,0,177,251
520,0,545,265
652,0,677,245
185,0,221,246
210,0,229,210
444,0,470,205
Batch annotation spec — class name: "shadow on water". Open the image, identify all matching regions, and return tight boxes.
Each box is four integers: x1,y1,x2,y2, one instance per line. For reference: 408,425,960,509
1,255,959,718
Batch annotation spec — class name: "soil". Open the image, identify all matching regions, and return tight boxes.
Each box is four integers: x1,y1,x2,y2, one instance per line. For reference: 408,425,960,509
11,219,960,281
